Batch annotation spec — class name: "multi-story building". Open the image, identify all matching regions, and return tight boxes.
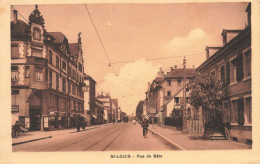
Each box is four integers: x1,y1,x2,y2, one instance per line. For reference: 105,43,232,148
11,5,85,131
197,3,251,143
145,66,195,125
96,92,112,123
83,74,96,125
95,98,104,124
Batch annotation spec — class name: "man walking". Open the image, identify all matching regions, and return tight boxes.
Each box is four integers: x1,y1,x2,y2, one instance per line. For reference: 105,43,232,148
141,117,149,137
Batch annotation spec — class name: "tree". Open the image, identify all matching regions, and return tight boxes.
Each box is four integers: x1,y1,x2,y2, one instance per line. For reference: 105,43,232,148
188,73,227,136
136,101,144,121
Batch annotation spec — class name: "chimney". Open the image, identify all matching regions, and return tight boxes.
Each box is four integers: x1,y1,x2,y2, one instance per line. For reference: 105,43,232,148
246,3,251,27
170,67,173,71
101,92,103,96
167,72,169,75
174,65,177,69
192,65,195,68
13,10,18,24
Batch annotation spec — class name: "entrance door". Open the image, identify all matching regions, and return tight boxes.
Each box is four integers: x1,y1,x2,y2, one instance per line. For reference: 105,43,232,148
29,106,41,131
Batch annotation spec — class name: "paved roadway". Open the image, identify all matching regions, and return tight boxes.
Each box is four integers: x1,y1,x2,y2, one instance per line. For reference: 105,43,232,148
13,122,177,151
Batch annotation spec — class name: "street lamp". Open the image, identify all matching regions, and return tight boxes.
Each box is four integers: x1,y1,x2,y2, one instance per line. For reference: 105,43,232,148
182,56,188,133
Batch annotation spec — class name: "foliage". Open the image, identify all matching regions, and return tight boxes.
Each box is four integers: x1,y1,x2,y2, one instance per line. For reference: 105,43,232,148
188,73,227,134
136,101,144,121
188,73,227,112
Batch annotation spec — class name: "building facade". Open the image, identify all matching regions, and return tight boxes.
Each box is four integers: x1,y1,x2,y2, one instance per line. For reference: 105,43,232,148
11,5,85,131
197,3,251,143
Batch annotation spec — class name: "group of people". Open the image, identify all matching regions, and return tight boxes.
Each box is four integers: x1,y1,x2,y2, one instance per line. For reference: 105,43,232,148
12,121,25,138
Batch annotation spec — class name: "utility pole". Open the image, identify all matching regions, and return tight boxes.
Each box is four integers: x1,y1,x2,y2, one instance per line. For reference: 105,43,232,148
182,56,188,133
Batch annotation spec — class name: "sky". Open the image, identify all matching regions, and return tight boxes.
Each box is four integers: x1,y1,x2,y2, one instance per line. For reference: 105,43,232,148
12,3,248,115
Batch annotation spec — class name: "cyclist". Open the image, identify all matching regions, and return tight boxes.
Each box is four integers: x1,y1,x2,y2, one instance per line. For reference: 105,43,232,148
141,117,149,137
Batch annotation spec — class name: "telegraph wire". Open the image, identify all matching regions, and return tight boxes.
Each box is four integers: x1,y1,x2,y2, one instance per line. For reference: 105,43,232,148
86,52,204,65
84,4,118,76
11,6,29,23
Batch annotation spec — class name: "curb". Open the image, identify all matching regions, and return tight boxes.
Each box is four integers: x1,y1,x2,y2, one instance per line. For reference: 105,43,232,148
12,124,108,146
12,136,52,146
148,128,186,150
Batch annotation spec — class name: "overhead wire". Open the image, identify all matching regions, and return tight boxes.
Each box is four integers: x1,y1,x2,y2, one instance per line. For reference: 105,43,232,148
84,4,118,76
11,6,29,23
86,52,204,65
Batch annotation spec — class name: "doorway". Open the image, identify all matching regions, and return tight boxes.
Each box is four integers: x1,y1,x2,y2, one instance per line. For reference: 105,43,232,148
29,106,41,131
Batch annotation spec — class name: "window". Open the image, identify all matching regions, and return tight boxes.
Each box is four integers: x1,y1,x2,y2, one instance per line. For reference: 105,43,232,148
56,74,59,90
68,81,71,93
226,62,230,84
33,28,41,40
79,63,82,72
72,84,76,95
62,78,66,92
219,65,225,82
11,90,19,105
230,61,236,83
56,56,59,69
231,99,238,123
25,66,30,78
49,51,52,64
177,79,182,87
174,97,179,104
11,66,18,81
32,49,42,57
244,97,252,124
11,90,19,112
210,70,216,77
49,71,52,88
73,70,75,79
35,67,43,81
236,54,244,82
167,80,171,86
244,49,251,78
62,61,66,71
11,44,19,59
167,91,171,96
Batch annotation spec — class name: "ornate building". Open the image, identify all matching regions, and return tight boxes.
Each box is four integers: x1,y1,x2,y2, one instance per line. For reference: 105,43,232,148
11,5,85,131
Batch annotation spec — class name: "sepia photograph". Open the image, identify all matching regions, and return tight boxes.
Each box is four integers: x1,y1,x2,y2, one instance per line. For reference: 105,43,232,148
1,0,260,163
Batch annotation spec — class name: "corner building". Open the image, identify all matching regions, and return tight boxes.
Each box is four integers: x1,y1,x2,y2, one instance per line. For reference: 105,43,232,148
11,5,85,131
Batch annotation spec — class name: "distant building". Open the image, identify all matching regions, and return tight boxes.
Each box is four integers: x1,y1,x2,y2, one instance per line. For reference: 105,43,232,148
11,5,85,131
96,92,112,123
83,74,96,125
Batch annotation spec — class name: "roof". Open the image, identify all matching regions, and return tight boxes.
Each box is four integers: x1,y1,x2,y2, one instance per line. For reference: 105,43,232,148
48,32,67,44
111,99,118,106
221,29,243,36
197,27,250,71
165,69,196,79
96,94,110,99
84,73,96,83
11,20,30,39
154,77,163,83
69,43,78,57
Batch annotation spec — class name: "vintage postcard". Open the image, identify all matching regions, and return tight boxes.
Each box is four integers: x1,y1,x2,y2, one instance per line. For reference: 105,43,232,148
0,0,259,164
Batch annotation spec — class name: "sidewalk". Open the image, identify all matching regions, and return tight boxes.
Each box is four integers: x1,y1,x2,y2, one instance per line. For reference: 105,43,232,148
12,124,110,146
148,125,252,150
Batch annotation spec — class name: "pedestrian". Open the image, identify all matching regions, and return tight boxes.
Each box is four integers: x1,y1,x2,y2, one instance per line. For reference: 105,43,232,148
141,117,149,137
12,121,20,138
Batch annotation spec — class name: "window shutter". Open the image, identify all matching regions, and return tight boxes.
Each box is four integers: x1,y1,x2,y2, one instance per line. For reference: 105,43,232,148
238,99,244,125
236,54,244,82
220,66,225,82
226,62,230,84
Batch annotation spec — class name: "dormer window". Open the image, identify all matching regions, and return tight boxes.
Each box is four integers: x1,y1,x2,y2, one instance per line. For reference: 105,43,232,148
33,27,41,40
